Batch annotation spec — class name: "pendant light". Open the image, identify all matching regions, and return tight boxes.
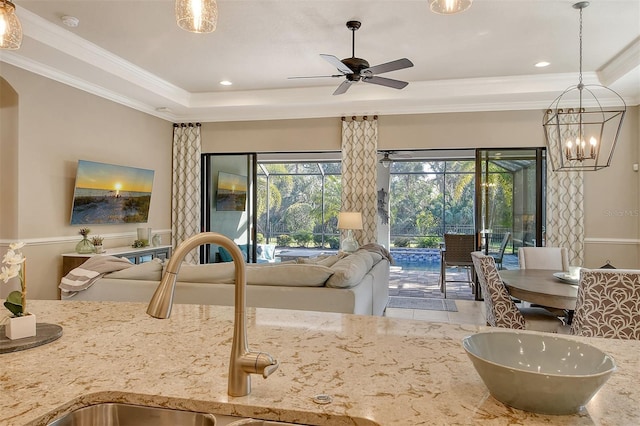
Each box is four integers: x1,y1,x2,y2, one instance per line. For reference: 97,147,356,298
429,0,473,15
0,0,22,50
176,0,217,33
543,1,626,172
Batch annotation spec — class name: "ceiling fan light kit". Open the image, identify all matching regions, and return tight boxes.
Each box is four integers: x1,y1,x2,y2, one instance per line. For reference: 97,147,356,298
176,0,217,33
429,0,473,15
0,0,22,50
542,1,626,172
290,20,414,95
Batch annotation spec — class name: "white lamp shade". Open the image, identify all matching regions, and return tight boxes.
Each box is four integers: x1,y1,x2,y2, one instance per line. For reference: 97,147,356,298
338,212,363,230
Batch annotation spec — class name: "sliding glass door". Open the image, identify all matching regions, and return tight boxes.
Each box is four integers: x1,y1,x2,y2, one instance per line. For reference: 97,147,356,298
201,154,257,263
475,149,546,256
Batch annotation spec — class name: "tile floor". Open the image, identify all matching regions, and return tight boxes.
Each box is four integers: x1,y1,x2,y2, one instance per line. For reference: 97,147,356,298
382,253,520,326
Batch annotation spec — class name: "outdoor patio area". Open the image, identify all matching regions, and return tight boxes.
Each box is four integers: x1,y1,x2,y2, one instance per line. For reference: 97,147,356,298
389,253,519,301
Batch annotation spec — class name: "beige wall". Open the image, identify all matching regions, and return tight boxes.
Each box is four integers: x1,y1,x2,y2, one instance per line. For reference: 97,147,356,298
0,64,173,300
203,107,640,269
2,62,638,301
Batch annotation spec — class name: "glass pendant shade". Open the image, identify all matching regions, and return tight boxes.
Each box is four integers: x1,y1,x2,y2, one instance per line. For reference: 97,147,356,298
176,0,217,33
542,2,626,172
0,0,22,50
429,0,473,15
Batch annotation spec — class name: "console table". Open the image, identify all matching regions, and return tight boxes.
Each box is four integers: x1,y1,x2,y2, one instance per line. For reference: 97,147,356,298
61,245,172,277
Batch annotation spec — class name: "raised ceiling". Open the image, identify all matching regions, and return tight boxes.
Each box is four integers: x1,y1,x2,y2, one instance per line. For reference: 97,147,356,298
2,0,639,122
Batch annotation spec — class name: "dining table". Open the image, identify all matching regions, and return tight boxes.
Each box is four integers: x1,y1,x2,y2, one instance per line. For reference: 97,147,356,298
498,268,579,311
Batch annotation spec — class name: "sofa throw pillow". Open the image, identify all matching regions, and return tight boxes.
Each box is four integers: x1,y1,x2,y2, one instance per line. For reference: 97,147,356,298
245,264,334,287
325,250,374,288
107,258,163,280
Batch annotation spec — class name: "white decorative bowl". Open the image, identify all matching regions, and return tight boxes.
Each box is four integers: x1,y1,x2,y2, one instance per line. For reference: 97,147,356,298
462,331,616,415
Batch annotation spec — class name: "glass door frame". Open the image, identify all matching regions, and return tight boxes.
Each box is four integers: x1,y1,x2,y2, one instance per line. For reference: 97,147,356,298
474,148,546,256
201,153,258,263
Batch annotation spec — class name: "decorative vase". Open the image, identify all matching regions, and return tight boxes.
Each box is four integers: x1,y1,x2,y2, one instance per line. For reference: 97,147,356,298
76,237,95,254
5,313,36,340
152,234,161,247
94,244,105,254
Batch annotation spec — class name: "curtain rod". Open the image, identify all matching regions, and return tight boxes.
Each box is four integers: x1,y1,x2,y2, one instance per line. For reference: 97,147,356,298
173,122,201,127
341,115,378,121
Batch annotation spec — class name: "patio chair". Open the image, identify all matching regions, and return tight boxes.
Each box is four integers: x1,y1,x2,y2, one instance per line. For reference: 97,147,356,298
440,234,476,299
471,251,564,333
490,232,511,270
517,247,569,271
570,269,640,340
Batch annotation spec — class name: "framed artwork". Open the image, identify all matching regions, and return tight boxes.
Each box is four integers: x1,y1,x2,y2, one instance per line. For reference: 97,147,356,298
216,172,247,211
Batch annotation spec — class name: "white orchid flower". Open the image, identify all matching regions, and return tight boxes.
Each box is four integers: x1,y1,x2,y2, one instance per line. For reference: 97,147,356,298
2,250,25,265
9,242,25,250
0,264,20,283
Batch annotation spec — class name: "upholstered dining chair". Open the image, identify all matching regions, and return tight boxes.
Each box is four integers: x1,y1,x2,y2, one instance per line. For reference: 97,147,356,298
440,234,476,299
570,269,640,340
471,251,563,333
517,247,569,271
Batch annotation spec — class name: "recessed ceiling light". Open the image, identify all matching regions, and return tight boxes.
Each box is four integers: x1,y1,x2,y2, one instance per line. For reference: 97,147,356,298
535,61,550,68
219,80,233,86
61,15,80,28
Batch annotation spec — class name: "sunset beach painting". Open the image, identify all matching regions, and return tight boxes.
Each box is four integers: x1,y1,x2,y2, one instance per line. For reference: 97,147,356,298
70,160,155,224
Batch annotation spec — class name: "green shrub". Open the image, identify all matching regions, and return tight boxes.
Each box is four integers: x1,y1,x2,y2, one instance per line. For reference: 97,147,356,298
256,233,265,243
313,234,325,247
292,231,313,247
326,236,340,249
393,237,411,248
417,236,441,248
277,234,292,247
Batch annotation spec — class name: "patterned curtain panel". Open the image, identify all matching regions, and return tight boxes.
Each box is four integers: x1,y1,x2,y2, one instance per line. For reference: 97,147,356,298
545,145,584,266
341,116,378,245
172,123,202,264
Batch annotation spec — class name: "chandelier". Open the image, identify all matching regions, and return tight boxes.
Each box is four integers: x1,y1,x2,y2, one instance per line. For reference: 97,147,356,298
0,0,22,50
175,0,217,33
543,1,626,172
429,0,473,15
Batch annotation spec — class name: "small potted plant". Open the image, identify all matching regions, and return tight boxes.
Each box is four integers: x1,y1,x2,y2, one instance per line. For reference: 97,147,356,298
1,242,35,340
91,236,105,253
76,228,94,254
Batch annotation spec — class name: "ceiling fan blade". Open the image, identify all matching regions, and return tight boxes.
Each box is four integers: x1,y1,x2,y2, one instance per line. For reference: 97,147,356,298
362,76,409,90
363,58,414,75
333,80,352,95
288,75,344,79
320,54,353,75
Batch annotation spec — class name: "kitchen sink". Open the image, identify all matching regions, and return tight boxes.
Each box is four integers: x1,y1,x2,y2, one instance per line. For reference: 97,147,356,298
47,403,304,426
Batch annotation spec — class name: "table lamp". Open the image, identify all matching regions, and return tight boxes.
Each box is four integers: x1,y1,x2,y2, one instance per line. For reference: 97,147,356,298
338,212,363,253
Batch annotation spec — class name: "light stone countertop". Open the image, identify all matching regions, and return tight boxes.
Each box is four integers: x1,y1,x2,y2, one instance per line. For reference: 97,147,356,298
1,300,639,425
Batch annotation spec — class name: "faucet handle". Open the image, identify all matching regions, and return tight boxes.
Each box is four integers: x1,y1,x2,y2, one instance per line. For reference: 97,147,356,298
242,351,280,378
262,359,280,379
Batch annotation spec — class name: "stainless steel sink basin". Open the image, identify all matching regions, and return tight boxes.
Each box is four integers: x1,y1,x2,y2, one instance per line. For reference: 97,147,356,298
47,403,304,426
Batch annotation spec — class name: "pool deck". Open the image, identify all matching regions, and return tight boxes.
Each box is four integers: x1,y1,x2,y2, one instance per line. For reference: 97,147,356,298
274,247,519,302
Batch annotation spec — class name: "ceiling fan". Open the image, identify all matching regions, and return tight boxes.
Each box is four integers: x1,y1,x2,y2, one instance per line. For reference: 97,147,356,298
379,151,412,167
289,20,414,95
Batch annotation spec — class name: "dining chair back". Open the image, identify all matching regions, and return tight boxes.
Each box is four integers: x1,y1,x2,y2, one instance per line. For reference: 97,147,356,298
471,251,563,332
518,247,569,271
491,232,511,269
440,234,476,299
570,269,640,340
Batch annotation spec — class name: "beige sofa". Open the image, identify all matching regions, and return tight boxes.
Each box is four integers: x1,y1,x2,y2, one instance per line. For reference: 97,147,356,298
65,249,390,316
